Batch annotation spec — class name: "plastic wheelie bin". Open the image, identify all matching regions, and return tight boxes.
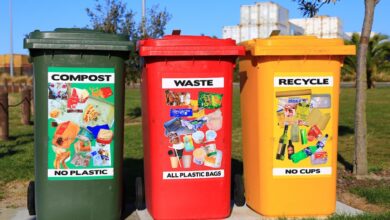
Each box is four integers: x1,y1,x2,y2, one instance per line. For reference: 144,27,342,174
138,34,245,219
239,36,355,217
24,28,132,220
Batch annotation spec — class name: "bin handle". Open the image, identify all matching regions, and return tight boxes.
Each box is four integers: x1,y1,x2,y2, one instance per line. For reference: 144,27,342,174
247,40,256,50
240,39,256,51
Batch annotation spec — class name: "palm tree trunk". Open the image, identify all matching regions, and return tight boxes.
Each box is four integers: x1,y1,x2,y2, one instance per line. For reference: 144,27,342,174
354,0,377,175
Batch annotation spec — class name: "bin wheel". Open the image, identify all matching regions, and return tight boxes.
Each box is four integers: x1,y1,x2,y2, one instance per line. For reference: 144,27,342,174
135,177,145,210
233,174,245,207
27,181,36,215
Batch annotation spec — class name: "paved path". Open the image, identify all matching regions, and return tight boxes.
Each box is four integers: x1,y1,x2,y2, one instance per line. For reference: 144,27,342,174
135,202,363,220
1,201,363,220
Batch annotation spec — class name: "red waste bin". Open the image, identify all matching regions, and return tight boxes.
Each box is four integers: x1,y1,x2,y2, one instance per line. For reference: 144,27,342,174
138,34,244,219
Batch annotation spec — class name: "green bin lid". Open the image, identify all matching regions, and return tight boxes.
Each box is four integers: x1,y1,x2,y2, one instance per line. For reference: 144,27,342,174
24,28,133,51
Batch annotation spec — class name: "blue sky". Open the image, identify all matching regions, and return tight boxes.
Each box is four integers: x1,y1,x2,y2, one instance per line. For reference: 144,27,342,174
0,0,389,54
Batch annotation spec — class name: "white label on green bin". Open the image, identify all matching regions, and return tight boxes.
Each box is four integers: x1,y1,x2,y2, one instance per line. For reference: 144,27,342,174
47,67,115,180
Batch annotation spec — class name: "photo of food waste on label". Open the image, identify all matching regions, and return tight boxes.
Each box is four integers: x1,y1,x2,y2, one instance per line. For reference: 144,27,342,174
47,67,115,180
161,79,225,179
273,74,334,176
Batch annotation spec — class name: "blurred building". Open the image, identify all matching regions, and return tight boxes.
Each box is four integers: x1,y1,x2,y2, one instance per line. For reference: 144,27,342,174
289,16,345,39
344,32,377,40
222,2,348,43
0,54,32,76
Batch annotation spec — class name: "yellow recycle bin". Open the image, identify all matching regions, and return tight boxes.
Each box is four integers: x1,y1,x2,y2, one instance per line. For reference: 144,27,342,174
239,36,355,217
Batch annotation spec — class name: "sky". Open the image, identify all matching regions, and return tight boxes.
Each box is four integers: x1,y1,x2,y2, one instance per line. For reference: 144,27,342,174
0,0,389,55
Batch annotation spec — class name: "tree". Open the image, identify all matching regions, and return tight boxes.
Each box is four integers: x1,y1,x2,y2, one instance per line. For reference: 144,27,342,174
343,33,390,88
142,6,171,39
86,0,171,84
354,0,379,176
293,0,339,17
86,0,136,36
294,0,381,176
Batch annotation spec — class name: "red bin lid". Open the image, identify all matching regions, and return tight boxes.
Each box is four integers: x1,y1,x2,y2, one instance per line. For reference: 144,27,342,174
138,35,245,57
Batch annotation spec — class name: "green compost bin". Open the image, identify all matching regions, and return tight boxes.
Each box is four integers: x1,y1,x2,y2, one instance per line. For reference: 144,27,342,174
24,28,132,220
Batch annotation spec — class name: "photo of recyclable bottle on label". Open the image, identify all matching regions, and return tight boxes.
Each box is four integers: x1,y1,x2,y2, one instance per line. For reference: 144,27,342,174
162,89,224,174
47,67,115,180
273,79,334,176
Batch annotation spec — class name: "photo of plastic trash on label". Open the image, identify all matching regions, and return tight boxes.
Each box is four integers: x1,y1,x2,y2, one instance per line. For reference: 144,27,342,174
273,73,334,177
47,67,115,180
161,77,225,180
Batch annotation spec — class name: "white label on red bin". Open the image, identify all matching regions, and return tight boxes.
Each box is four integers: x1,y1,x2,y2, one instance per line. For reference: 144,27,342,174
162,77,224,89
163,169,225,180
274,76,333,87
273,167,332,176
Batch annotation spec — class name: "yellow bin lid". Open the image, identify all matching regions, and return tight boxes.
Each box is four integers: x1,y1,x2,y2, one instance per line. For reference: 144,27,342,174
241,36,356,56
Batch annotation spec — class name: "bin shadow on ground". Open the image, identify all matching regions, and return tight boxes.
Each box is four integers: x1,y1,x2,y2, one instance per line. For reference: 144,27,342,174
230,159,244,209
121,158,245,219
127,107,142,119
338,125,354,136
337,153,354,172
337,125,354,172
122,158,144,219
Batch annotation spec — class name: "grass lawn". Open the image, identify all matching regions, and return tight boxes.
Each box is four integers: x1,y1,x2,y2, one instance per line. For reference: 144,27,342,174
0,94,34,200
1,87,390,218
338,88,390,172
350,183,390,209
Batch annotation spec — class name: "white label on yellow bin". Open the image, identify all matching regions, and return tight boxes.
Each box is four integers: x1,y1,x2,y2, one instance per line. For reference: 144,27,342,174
273,167,332,176
274,76,333,87
273,73,334,177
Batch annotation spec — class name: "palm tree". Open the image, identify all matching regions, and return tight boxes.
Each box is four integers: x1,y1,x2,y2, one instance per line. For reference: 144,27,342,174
342,33,390,88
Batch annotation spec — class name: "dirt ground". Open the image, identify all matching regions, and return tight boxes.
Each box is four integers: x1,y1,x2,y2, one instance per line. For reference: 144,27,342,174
337,168,390,213
124,116,141,125
0,181,29,209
